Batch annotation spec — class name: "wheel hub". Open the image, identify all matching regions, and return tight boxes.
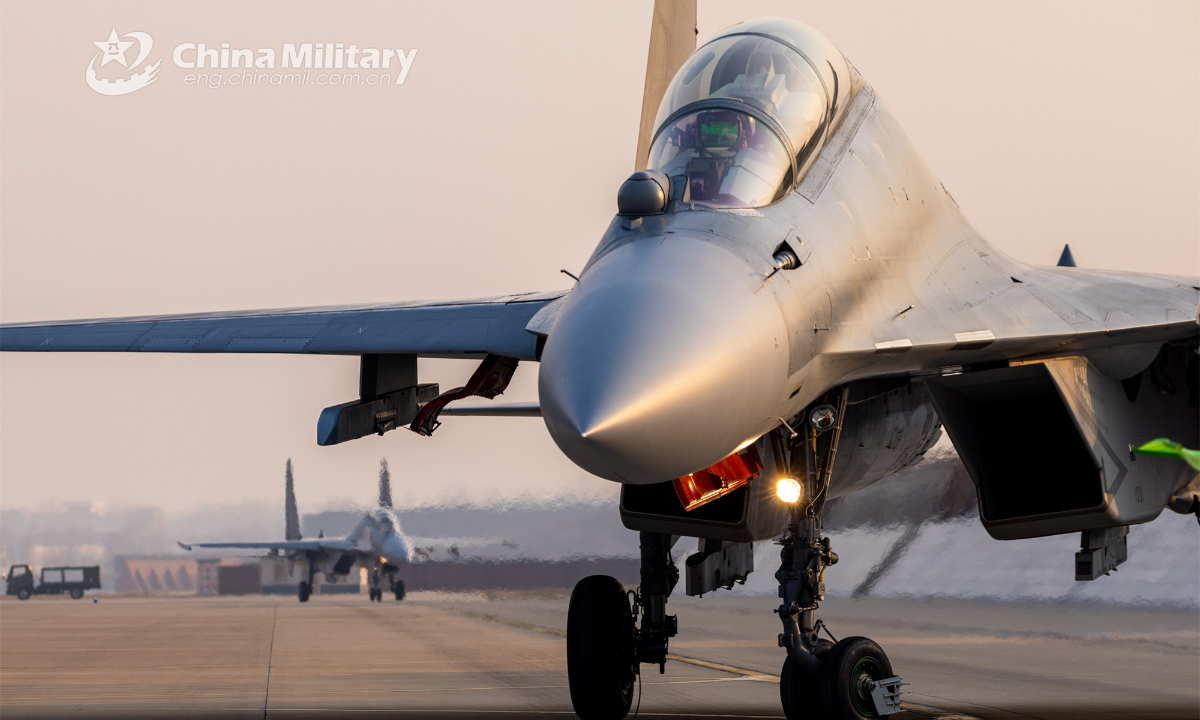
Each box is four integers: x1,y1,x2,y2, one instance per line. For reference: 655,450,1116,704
850,655,885,717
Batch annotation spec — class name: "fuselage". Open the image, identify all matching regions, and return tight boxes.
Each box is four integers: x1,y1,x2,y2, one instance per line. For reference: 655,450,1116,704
346,506,413,566
538,18,1198,488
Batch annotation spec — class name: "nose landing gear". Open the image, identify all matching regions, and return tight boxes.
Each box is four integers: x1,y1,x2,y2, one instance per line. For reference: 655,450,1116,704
566,391,904,720
778,521,901,718
777,392,903,719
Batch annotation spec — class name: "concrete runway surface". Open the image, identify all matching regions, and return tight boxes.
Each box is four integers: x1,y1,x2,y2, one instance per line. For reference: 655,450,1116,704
1,591,1196,720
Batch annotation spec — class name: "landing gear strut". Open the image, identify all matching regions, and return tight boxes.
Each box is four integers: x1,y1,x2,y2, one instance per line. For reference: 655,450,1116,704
634,531,679,672
777,392,902,719
379,562,405,601
298,552,315,602
566,531,678,720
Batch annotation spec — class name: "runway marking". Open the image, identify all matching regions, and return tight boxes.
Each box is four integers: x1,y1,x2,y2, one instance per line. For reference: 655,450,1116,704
232,678,751,699
900,701,987,719
660,655,778,682
903,692,1054,720
275,711,786,718
264,601,278,719
435,606,777,681
440,607,568,637
434,605,988,720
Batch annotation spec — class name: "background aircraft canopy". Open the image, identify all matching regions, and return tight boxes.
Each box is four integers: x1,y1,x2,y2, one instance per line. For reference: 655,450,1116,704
651,19,854,202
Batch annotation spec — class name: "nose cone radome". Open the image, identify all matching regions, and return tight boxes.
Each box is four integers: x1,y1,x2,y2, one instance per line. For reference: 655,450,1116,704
539,236,789,484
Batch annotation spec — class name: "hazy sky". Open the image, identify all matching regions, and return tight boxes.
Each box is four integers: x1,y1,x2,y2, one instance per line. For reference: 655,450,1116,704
2,1,1197,513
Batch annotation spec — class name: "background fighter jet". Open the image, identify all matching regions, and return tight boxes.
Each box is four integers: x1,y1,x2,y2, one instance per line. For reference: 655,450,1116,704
179,459,504,602
2,2,1197,719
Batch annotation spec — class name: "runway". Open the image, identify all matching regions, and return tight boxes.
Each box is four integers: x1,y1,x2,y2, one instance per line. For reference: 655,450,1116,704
1,591,1196,719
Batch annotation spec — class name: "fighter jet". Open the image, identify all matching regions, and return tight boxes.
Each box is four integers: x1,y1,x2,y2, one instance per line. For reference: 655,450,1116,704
2,3,1197,719
179,459,501,602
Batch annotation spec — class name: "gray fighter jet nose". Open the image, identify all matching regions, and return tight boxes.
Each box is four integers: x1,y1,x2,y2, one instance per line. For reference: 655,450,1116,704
539,235,790,484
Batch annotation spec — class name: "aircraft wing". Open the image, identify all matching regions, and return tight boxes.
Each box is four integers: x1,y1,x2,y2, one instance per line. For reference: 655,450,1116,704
0,291,566,360
177,539,358,553
407,536,514,551
823,266,1199,377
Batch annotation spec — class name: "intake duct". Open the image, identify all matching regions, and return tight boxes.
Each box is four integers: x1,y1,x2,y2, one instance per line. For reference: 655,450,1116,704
923,350,1197,539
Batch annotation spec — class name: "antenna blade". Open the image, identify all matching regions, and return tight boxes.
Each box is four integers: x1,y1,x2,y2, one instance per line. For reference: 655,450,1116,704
634,0,697,171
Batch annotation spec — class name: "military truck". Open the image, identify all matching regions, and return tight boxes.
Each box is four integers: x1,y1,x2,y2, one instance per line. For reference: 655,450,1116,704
5,564,101,600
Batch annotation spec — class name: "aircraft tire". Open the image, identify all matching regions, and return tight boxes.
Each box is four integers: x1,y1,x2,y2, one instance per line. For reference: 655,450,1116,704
394,580,406,601
820,637,892,720
70,589,84,600
566,575,635,720
780,639,833,720
298,581,311,603
16,588,30,600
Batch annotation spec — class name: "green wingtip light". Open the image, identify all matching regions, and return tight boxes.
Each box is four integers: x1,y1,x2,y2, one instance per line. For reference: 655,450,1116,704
1133,438,1200,472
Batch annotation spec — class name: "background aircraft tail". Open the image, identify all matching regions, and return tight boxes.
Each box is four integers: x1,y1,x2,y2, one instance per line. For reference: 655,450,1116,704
285,459,302,541
379,458,392,508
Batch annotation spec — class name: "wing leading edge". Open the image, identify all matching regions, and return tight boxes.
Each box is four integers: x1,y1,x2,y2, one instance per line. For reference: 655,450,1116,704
0,291,565,360
177,539,357,552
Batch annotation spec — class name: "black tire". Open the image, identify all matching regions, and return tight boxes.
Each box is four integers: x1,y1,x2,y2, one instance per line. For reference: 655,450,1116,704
820,637,893,720
16,588,30,600
394,580,406,601
566,575,635,720
70,589,84,600
298,581,311,603
780,639,833,720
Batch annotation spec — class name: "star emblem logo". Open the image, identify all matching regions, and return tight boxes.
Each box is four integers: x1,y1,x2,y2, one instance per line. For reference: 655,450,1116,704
85,26,160,97
93,27,135,68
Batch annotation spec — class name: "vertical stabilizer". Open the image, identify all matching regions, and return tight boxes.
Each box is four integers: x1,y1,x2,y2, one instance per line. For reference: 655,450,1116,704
634,0,697,171
285,459,302,541
379,458,393,508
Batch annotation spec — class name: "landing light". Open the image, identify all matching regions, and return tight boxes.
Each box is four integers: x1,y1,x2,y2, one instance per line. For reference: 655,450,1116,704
776,478,802,504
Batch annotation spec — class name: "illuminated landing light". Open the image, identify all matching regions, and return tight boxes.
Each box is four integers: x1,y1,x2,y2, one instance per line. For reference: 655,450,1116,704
776,478,802,504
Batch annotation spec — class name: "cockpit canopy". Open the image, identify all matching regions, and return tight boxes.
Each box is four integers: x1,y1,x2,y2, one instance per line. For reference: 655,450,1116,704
373,507,399,532
648,19,854,209
649,109,792,208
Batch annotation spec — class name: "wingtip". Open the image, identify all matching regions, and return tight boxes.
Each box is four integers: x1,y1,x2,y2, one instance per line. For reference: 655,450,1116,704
177,541,193,551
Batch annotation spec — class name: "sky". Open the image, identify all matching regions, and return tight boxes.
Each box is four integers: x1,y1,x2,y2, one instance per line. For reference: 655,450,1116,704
1,1,1197,514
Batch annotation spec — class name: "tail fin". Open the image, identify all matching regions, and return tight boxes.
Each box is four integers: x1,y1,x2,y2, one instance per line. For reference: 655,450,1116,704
634,0,697,171
378,458,392,508
1057,244,1077,267
285,459,302,541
